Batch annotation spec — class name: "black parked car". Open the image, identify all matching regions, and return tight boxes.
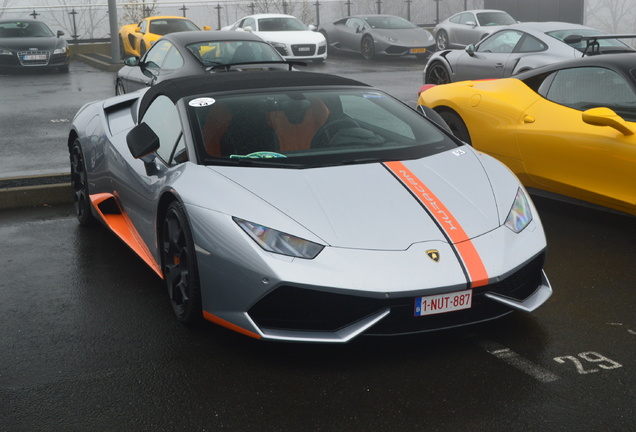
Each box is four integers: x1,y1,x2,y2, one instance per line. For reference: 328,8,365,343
115,30,290,95
0,19,70,72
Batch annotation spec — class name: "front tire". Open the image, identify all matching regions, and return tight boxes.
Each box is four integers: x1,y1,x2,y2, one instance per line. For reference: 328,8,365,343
115,79,125,96
361,35,375,60
436,30,448,51
425,61,451,84
438,110,472,144
69,139,95,226
119,36,126,60
161,201,202,325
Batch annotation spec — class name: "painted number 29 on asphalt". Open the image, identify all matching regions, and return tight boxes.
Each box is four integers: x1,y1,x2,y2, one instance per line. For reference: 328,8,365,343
554,351,622,374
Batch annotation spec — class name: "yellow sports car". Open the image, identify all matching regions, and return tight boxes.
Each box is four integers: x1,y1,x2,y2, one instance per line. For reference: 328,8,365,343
417,52,636,217
118,16,210,59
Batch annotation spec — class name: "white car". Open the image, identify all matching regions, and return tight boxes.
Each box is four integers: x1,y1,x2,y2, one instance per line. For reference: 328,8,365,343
224,13,327,63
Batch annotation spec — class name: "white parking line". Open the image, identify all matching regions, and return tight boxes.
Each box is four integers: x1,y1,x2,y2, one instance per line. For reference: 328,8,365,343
476,339,560,383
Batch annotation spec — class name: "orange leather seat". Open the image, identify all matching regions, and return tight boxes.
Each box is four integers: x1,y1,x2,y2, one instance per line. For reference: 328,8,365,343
267,98,330,152
202,103,232,157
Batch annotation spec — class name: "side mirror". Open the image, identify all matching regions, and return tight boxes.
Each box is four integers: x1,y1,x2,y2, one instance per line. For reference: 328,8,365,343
57,30,65,38
243,26,253,33
465,21,477,27
308,24,316,31
203,25,211,30
465,44,476,56
127,122,160,174
135,26,142,33
124,56,140,67
582,107,635,135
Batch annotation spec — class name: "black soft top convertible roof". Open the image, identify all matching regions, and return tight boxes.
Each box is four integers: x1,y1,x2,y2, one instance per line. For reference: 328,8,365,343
138,71,371,119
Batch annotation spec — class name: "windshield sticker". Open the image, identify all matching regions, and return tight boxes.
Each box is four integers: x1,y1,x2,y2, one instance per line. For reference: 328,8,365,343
452,149,466,156
189,97,215,107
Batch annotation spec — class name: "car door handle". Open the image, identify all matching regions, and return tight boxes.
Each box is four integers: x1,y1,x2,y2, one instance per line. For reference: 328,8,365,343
494,63,504,68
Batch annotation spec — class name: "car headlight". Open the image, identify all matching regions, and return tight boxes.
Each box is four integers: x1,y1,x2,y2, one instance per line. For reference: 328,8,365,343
53,46,68,55
268,41,286,48
234,218,324,259
504,188,533,233
0,47,11,55
383,35,398,43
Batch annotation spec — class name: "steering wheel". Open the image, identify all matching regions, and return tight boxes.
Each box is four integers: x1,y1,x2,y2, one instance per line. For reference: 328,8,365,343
311,119,360,148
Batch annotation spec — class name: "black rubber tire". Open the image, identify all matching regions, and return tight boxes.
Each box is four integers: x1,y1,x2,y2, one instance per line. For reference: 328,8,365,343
436,30,448,51
69,138,95,226
438,110,472,145
361,35,375,60
161,201,202,325
115,79,125,96
425,61,451,85
119,36,126,60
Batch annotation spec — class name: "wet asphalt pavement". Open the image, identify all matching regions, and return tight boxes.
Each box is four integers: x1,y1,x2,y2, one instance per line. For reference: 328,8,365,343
1,54,635,431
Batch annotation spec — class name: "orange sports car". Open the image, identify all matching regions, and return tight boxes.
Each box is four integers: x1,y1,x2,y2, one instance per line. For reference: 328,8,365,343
417,52,636,217
118,16,210,59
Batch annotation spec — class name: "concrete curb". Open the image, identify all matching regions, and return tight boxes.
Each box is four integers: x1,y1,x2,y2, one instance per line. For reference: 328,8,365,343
70,42,123,73
75,52,123,72
0,175,72,210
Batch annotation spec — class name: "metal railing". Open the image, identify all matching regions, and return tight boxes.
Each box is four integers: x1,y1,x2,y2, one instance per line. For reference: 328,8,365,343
0,0,481,42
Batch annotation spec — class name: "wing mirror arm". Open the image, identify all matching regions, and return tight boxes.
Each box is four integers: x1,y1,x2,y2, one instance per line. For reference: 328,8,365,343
582,107,635,136
127,122,160,175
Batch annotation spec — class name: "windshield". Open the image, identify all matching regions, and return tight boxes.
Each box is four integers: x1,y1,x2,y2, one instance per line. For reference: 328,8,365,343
0,21,54,38
548,29,629,52
187,40,283,66
476,12,516,26
149,19,199,35
363,16,416,30
258,17,307,32
187,88,456,168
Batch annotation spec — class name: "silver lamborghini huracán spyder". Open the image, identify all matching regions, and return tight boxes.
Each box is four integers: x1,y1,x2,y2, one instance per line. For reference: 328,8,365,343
68,71,552,343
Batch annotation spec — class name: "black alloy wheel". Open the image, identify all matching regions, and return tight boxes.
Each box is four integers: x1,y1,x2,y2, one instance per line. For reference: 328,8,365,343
69,139,95,226
425,61,451,85
161,201,202,325
361,35,375,60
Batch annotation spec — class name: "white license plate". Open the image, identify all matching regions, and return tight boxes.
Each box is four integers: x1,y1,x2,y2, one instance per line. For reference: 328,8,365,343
23,54,47,60
298,47,310,52
414,289,472,316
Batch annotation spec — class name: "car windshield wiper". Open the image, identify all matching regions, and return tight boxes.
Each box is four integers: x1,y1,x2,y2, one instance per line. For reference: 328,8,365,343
335,157,389,166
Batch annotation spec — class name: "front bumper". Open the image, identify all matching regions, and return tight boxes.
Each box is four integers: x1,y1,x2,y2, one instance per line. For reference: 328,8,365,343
273,42,327,61
247,252,550,342
0,51,70,69
189,206,551,343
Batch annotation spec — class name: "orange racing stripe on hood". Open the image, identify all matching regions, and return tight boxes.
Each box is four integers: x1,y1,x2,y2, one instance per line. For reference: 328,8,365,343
384,161,489,288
